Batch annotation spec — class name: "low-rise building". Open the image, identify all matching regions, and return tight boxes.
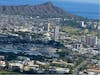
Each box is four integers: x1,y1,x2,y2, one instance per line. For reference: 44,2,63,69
55,67,70,73
9,61,24,72
0,60,6,67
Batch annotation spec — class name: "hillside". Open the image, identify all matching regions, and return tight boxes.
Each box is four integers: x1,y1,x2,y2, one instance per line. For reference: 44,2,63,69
0,2,77,18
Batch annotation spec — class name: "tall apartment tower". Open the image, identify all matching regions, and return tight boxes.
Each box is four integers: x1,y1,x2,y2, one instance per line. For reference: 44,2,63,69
81,21,86,28
47,23,51,32
44,23,51,32
86,35,98,46
54,26,59,41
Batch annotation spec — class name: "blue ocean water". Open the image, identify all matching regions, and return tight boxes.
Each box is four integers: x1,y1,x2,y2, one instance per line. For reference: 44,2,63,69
54,2,100,19
0,0,99,19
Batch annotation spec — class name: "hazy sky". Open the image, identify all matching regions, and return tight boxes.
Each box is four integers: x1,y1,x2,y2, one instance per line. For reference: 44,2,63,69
0,0,100,5
51,0,100,4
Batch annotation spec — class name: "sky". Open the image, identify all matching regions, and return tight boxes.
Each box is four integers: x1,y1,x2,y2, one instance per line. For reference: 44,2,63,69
51,0,100,4
0,0,100,5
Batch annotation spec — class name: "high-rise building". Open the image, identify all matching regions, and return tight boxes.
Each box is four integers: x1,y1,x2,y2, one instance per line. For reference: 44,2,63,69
97,39,100,50
81,35,86,43
47,23,51,32
86,35,98,46
53,26,59,41
81,21,86,28
44,23,51,32
97,22,100,30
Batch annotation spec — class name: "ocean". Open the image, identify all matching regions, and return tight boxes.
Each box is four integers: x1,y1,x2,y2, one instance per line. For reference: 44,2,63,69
0,0,99,19
54,2,100,19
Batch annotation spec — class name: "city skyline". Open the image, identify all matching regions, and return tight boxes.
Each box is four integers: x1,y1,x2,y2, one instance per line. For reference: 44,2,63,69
0,0,100,74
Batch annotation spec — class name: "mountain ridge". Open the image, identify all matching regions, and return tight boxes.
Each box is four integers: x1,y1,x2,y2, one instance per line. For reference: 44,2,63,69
0,1,79,18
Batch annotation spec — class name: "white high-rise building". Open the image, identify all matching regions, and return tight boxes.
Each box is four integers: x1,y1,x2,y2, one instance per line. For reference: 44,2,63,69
98,25,100,30
47,23,51,32
81,21,86,28
53,26,59,41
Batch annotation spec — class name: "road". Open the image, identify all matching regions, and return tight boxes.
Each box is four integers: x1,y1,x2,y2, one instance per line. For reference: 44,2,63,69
72,53,99,75
73,60,88,75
